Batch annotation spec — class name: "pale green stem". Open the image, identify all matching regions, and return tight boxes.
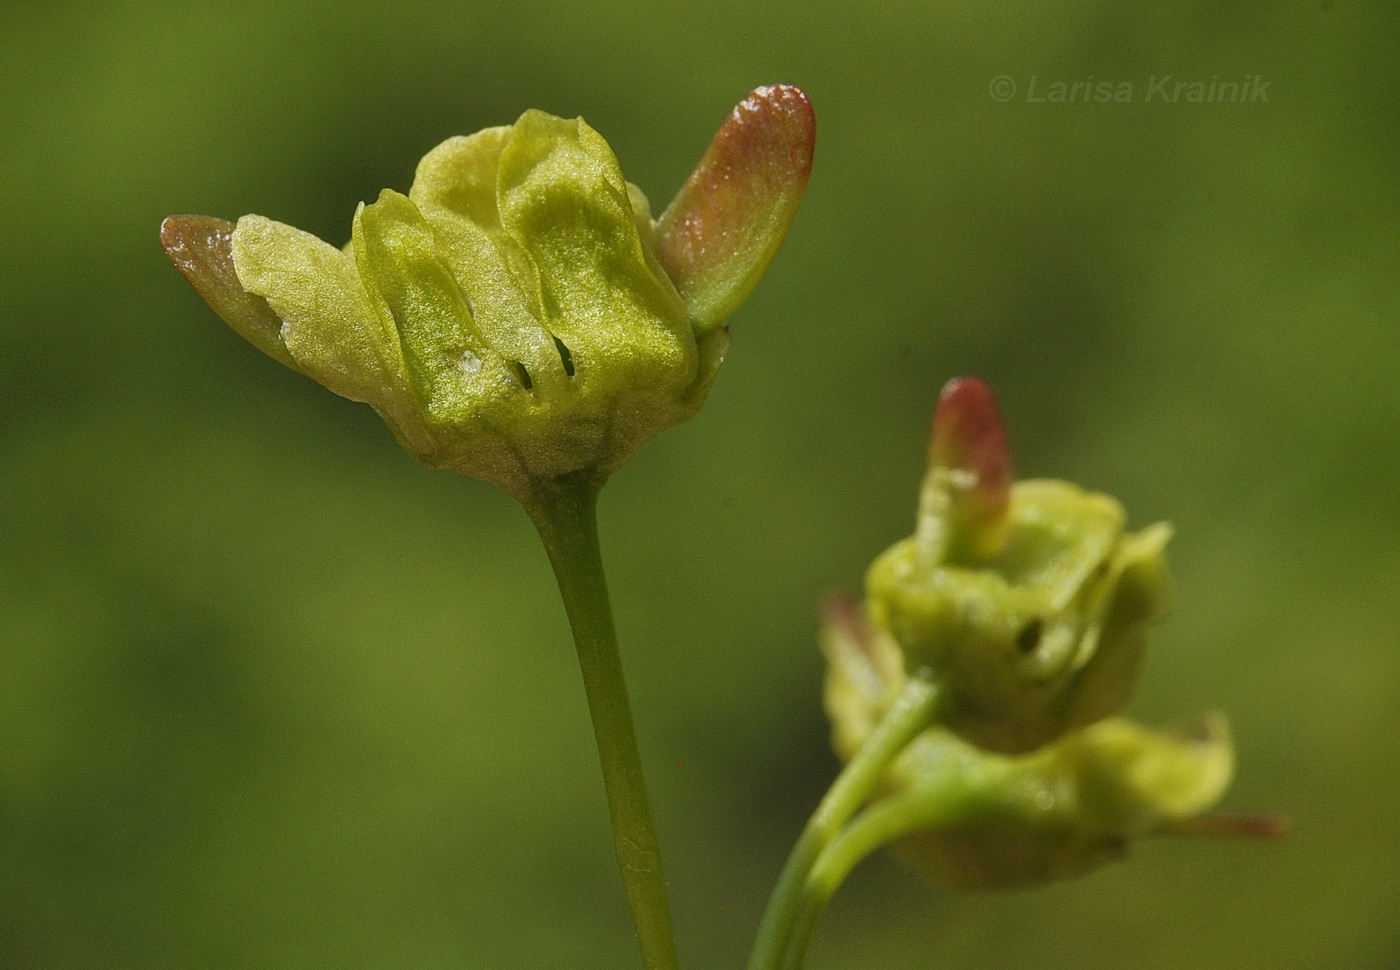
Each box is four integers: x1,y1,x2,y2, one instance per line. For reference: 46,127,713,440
779,779,987,970
526,474,678,970
748,675,943,970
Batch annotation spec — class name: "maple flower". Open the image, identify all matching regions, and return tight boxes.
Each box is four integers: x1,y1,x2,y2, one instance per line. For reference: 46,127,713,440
161,87,813,502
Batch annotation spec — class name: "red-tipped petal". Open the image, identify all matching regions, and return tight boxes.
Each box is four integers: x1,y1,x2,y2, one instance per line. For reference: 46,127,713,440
160,215,296,369
928,377,1013,562
653,85,815,331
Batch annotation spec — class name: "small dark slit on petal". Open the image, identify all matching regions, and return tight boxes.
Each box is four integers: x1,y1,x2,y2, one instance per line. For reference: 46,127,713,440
553,336,575,377
1016,619,1042,654
511,361,534,390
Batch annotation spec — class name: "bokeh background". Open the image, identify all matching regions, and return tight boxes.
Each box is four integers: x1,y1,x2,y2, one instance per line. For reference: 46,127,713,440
3,1,1398,968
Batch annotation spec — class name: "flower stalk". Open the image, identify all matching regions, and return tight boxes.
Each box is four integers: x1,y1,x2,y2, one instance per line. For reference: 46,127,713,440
526,474,678,970
747,674,943,970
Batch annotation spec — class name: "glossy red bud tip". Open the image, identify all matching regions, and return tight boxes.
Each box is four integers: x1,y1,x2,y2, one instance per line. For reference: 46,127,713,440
925,377,1012,562
930,377,1013,494
654,85,815,331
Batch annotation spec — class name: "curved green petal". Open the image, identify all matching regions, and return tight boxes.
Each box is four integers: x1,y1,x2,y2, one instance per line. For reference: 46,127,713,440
496,110,693,380
353,189,515,424
230,215,407,408
1059,522,1172,729
410,130,564,383
1067,715,1234,829
411,126,511,227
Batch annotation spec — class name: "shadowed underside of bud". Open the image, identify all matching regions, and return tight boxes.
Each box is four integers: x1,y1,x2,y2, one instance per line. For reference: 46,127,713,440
888,715,1236,891
162,86,814,501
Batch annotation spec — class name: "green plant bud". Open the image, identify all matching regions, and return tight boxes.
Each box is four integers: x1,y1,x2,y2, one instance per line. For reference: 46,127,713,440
862,379,1172,754
869,476,1171,754
161,88,813,501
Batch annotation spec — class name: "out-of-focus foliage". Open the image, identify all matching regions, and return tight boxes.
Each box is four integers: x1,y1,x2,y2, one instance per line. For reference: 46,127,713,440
1,2,1397,968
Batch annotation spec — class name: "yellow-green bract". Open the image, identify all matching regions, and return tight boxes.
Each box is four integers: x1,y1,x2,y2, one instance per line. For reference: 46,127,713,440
162,87,814,501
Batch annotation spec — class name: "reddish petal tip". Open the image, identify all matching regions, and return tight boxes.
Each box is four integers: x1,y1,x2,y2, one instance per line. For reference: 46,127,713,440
159,213,296,369
160,214,238,285
731,85,816,177
931,376,1013,502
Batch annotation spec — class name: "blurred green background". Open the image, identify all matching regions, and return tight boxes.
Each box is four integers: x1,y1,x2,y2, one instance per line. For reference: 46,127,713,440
2,1,1398,967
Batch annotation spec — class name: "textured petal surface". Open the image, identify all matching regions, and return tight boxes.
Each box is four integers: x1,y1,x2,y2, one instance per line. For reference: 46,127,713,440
410,129,563,380
354,189,511,422
490,110,701,475
497,110,692,369
231,215,406,407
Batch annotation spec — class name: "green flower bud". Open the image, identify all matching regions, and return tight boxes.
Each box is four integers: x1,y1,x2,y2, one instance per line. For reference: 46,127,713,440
161,87,813,501
866,377,1172,754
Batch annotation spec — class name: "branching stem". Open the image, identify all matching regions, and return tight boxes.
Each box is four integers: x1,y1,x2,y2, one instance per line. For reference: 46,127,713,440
747,674,943,970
